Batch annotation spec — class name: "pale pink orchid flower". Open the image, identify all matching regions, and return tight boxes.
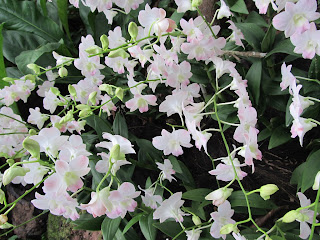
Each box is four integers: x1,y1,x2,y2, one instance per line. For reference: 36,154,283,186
166,61,192,89
114,0,144,14
205,188,233,206
96,133,135,155
253,0,278,14
280,62,297,91
152,129,192,156
186,229,202,240
174,0,196,13
296,192,316,239
273,0,320,37
217,0,233,19
140,187,163,209
153,192,187,223
156,159,176,182
27,107,49,129
95,152,131,175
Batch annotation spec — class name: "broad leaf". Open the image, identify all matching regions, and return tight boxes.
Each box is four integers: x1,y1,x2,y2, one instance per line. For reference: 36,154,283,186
266,39,300,58
226,0,249,14
229,191,277,210
235,23,265,50
72,213,104,231
101,217,122,240
122,213,144,235
246,60,262,104
85,113,112,141
113,112,129,139
300,149,320,192
0,23,8,89
136,139,162,169
139,213,157,240
268,125,291,149
169,156,195,189
0,0,63,42
261,24,276,52
182,188,212,202
15,42,60,74
57,0,71,39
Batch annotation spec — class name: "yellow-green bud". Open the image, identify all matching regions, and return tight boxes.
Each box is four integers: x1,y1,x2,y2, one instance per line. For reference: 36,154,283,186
68,85,77,98
24,74,36,82
79,109,92,118
88,91,97,105
50,87,60,96
260,184,279,200
110,144,125,160
115,87,124,101
100,34,109,51
59,111,73,124
2,77,17,83
108,49,130,59
76,104,91,111
28,129,37,136
128,22,139,41
6,159,14,166
192,0,203,7
3,166,30,186
192,215,201,225
0,215,8,225
58,67,68,78
85,46,103,56
27,64,41,74
0,190,5,204
220,223,239,235
99,84,114,95
282,210,300,223
23,137,40,160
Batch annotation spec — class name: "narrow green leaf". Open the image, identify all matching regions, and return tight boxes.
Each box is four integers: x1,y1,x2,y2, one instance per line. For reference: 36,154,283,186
246,60,262,104
39,0,48,16
136,139,162,169
227,0,249,14
113,112,129,139
122,213,144,235
57,0,71,39
229,191,277,209
0,0,63,42
72,213,104,231
0,23,8,89
308,55,320,80
290,162,306,191
266,39,300,58
15,42,60,74
246,11,268,27
101,217,122,240
268,125,291,149
170,11,184,26
285,96,293,127
261,24,276,52
139,213,157,240
235,23,265,50
301,149,320,192
182,188,212,202
169,156,195,189
85,113,112,141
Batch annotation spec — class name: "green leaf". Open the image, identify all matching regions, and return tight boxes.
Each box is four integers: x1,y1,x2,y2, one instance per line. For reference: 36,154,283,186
308,55,320,80
268,125,291,149
226,0,249,14
85,113,112,141
122,213,144,235
89,158,108,189
15,42,60,74
265,39,300,58
169,156,195,189
39,0,48,17
136,139,162,169
72,213,105,231
101,217,122,240
257,128,272,142
261,24,276,52
113,112,129,139
170,11,184,26
2,30,46,64
235,23,265,50
79,1,95,36
246,11,268,27
0,0,63,42
246,60,262,104
153,220,186,240
301,149,320,192
190,64,209,84
285,96,293,127
290,162,306,190
0,23,8,89
229,191,277,209
57,0,71,39
182,188,212,202
139,213,157,240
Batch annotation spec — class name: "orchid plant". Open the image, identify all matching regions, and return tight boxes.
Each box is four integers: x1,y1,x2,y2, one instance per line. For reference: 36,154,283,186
0,0,319,239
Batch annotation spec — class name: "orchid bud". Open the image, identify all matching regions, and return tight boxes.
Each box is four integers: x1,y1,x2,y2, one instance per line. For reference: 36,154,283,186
192,215,201,225
115,87,124,101
0,190,5,204
59,111,73,124
28,129,37,136
313,171,320,190
68,84,77,98
24,74,36,83
2,77,17,83
50,87,60,96
76,104,90,111
260,184,279,200
79,109,92,118
6,159,14,166
110,144,125,161
85,46,103,56
282,210,300,223
88,91,97,105
58,67,68,78
0,215,8,225
27,64,40,74
3,166,30,186
108,49,130,59
99,84,114,95
23,137,40,160
128,22,138,41
100,34,109,50
220,223,238,235
205,188,233,206
192,0,203,8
